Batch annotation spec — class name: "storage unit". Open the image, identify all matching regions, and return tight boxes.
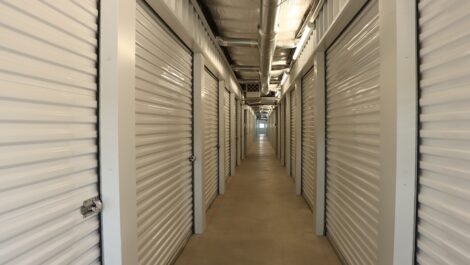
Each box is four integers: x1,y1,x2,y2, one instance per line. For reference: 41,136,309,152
416,1,470,264
202,69,219,210
301,67,316,210
0,1,101,264
290,89,297,177
224,89,231,179
135,2,193,264
325,1,380,264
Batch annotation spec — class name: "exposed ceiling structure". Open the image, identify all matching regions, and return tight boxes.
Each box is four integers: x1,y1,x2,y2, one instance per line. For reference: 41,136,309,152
198,0,319,117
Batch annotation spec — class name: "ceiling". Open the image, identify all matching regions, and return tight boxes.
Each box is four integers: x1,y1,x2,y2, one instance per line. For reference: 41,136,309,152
198,0,317,99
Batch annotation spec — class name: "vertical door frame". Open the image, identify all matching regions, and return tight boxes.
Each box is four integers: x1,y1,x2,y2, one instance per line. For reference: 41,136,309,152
230,93,237,176
193,53,205,234
314,52,326,236
295,79,303,195
100,0,204,260
280,99,285,166
218,80,226,194
377,0,418,264
99,0,138,264
286,93,292,175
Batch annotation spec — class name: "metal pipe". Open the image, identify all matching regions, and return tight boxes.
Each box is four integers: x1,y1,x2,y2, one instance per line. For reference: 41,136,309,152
238,79,260,84
259,0,282,95
216,37,297,49
232,65,289,73
216,37,258,47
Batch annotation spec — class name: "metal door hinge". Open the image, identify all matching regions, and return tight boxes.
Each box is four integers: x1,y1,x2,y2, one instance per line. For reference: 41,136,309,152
189,155,196,162
81,197,103,218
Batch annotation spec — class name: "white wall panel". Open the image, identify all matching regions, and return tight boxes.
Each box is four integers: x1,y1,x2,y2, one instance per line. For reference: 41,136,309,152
135,2,193,264
416,1,470,264
203,69,219,210
325,1,380,264
0,1,101,264
301,68,316,210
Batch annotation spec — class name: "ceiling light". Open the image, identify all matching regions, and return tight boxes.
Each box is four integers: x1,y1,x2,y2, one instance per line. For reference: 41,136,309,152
292,25,312,61
280,72,288,86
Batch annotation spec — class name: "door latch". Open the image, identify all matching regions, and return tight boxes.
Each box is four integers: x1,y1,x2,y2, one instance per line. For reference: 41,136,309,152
81,197,103,218
189,155,196,162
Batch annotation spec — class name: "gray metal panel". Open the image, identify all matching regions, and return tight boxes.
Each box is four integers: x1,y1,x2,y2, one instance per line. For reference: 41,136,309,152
135,2,193,265
203,69,219,210
416,1,470,264
224,89,231,179
0,1,101,264
301,68,316,210
290,89,297,178
325,1,380,264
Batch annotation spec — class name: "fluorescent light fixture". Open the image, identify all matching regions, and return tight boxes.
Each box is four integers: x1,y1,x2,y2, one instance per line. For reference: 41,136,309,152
292,26,312,60
280,72,288,86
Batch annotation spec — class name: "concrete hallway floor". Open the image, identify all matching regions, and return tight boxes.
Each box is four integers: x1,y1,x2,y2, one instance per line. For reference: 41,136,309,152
174,135,341,265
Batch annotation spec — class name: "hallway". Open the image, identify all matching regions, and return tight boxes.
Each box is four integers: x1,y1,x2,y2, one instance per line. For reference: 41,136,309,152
174,136,340,265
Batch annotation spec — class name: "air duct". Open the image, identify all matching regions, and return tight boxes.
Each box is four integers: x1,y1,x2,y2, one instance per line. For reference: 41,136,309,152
259,0,281,95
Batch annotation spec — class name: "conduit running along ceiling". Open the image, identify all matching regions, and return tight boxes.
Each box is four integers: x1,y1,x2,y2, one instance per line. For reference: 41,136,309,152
198,0,317,97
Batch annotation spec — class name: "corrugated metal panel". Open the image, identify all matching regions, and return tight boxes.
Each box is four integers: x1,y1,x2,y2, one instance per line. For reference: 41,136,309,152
0,1,101,264
416,1,470,264
203,69,219,210
325,1,380,264
152,0,241,98
290,89,297,177
224,89,231,179
301,67,316,210
135,2,193,265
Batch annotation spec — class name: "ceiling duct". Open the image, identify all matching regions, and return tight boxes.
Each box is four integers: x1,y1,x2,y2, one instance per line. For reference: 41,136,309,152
259,0,281,95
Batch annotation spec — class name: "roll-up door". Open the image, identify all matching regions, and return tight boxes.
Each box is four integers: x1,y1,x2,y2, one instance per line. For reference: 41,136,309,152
290,89,296,177
224,89,231,179
301,68,316,210
135,2,193,265
202,69,219,210
325,1,380,264
0,1,101,264
416,1,470,264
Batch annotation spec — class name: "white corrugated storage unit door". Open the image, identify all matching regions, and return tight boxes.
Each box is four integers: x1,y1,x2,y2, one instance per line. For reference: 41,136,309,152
301,67,316,210
325,1,380,264
290,89,296,177
135,2,193,265
224,89,231,179
0,1,101,264
416,1,470,264
203,69,219,210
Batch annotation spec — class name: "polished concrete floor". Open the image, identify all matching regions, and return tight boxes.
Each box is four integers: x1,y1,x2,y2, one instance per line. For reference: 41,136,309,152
174,135,340,265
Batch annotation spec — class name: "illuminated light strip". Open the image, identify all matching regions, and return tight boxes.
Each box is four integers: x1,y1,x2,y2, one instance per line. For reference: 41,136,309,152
292,25,312,60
